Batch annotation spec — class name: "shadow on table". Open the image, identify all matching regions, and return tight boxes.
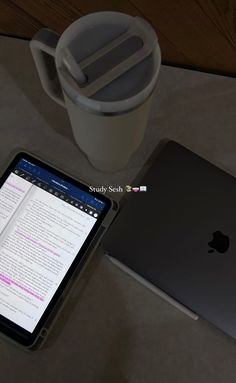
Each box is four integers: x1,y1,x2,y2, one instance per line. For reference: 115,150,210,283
41,246,134,383
0,37,74,142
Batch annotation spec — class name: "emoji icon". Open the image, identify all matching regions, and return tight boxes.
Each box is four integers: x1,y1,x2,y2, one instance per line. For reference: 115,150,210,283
125,185,132,192
132,187,139,192
139,186,147,192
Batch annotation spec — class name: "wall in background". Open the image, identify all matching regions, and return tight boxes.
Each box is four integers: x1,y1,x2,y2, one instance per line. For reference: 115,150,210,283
1,0,236,75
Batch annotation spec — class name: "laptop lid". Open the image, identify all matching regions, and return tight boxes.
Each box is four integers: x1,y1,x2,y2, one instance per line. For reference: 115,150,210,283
103,141,236,340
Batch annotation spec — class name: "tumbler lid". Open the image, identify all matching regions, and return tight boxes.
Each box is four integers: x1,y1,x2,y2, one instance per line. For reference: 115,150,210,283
57,12,161,113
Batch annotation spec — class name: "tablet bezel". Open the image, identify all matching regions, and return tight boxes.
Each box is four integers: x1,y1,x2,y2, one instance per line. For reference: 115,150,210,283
0,152,113,347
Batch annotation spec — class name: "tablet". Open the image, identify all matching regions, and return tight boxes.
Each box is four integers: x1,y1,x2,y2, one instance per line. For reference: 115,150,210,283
0,152,116,348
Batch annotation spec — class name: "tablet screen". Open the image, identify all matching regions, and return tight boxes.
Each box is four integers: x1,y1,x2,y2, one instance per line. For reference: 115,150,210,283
0,157,106,333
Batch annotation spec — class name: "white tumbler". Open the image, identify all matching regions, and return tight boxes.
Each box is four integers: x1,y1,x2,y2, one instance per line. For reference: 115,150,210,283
30,12,161,172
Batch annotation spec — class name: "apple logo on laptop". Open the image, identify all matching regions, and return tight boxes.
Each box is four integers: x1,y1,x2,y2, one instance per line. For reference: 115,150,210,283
208,231,230,254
